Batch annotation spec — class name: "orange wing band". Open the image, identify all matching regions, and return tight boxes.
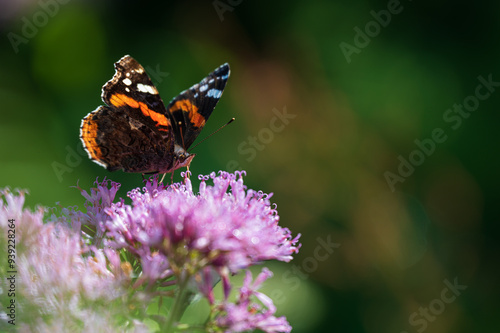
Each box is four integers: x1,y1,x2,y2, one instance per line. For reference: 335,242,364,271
81,117,104,162
170,99,205,128
110,93,171,128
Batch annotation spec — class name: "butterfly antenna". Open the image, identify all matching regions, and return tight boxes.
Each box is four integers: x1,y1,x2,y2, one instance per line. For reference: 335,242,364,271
189,118,235,153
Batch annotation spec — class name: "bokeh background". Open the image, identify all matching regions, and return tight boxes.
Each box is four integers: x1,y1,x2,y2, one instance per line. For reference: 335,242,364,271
1,0,499,332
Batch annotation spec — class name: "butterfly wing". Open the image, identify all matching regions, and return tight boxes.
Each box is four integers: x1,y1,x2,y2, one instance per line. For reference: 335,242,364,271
80,106,174,173
80,55,175,173
101,55,173,135
166,63,230,150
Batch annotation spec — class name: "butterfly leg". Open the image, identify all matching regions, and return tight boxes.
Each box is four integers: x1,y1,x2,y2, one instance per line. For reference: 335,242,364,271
159,173,167,184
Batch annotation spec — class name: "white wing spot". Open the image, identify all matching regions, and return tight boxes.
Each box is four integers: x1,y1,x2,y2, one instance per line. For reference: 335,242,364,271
199,84,208,92
123,78,132,86
136,83,158,94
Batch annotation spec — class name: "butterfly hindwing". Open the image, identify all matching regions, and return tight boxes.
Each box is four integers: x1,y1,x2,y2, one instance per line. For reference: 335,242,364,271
80,106,174,173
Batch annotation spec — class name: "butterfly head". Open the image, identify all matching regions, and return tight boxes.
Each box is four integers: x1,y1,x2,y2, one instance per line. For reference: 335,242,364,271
173,144,196,171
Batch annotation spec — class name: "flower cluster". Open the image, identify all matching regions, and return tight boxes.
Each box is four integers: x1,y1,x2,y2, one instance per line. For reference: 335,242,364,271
0,171,300,332
0,188,147,332
209,268,292,332
105,171,299,276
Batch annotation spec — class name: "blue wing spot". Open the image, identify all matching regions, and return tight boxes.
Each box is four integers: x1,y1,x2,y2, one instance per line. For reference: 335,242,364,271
207,88,222,98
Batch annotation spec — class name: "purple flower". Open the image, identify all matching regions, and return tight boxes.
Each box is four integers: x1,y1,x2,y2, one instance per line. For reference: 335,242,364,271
1,170,300,332
100,171,299,332
0,188,45,244
0,188,147,332
105,171,300,281
213,268,292,333
70,177,121,246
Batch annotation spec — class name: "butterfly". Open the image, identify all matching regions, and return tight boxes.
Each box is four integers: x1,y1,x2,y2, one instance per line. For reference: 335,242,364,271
80,55,229,176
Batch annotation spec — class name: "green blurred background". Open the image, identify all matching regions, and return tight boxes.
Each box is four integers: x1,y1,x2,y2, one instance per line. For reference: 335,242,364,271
1,0,499,332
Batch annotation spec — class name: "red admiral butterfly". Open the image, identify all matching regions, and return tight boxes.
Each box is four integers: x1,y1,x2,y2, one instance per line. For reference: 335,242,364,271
80,55,229,175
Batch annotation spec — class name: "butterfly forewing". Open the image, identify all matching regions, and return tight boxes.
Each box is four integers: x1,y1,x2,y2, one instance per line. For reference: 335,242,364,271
166,63,230,150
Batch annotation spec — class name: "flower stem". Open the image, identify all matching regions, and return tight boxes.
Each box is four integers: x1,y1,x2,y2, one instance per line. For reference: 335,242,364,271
164,276,195,333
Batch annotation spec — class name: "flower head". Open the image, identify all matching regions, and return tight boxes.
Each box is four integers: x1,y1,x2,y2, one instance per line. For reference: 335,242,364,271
105,171,300,282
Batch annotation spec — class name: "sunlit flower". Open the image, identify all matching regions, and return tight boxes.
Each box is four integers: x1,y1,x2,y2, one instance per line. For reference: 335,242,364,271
77,177,121,246
105,171,300,282
0,170,300,333
212,268,292,333
0,188,144,332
